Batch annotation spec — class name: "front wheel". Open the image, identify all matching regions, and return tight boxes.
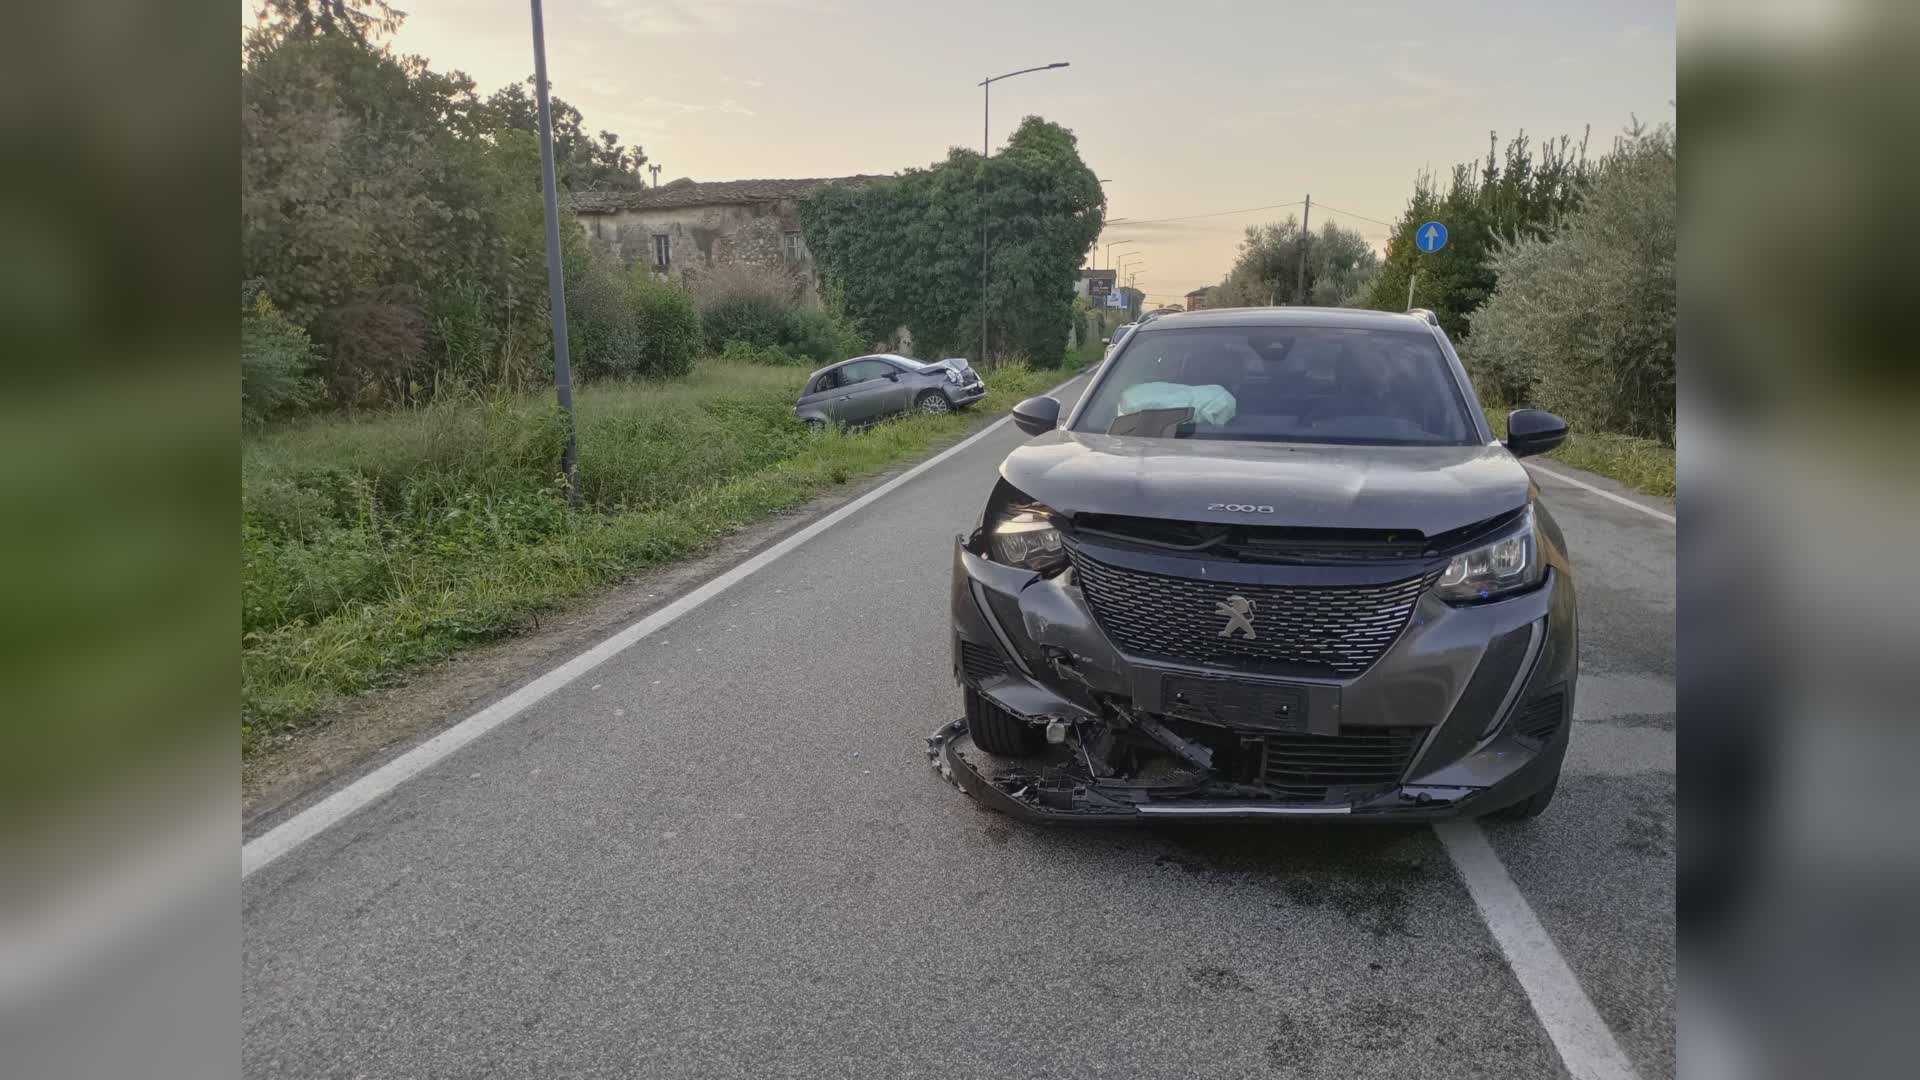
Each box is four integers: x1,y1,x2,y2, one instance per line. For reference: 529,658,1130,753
1486,769,1559,821
915,390,953,416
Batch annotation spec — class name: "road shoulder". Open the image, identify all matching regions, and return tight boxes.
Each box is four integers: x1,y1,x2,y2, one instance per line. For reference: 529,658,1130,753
243,421,999,825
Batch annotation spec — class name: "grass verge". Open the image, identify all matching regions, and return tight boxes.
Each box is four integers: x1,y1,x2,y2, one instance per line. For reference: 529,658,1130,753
242,360,1057,755
1485,411,1676,498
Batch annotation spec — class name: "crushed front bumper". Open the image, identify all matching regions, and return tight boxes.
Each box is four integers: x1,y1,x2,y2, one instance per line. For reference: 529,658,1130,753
945,535,1577,822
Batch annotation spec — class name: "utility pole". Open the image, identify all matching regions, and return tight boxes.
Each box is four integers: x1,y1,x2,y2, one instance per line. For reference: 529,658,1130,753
981,75,989,365
1295,193,1311,306
529,0,579,504
648,163,661,189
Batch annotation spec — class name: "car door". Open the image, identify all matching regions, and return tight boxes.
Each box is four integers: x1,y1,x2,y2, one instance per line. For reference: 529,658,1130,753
835,359,909,423
796,367,849,422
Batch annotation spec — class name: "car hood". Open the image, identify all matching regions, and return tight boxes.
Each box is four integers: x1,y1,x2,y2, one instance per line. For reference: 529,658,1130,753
1000,431,1531,536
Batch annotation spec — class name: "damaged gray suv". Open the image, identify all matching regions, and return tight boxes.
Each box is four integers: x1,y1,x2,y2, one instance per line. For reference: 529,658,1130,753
938,307,1576,822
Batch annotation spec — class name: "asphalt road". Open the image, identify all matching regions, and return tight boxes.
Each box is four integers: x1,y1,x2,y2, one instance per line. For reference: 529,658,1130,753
244,379,1675,1079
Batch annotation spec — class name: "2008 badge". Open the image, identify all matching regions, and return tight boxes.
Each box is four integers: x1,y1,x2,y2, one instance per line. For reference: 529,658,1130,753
1207,503,1274,513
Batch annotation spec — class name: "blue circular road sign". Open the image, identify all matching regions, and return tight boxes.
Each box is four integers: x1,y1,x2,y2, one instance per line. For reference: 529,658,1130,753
1416,221,1449,253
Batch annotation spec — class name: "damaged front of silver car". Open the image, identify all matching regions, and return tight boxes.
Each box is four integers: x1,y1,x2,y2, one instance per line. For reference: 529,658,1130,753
932,309,1580,824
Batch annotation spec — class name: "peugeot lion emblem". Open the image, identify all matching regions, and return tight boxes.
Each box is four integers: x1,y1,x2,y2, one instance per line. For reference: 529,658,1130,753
1215,595,1257,639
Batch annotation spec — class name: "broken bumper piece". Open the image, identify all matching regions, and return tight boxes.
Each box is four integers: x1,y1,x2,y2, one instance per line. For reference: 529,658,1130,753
926,717,1491,823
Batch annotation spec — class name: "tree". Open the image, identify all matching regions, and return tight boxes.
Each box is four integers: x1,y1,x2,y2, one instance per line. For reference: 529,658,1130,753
801,116,1105,364
475,82,647,193
1466,125,1676,441
1361,131,1592,337
251,0,404,47
1210,218,1380,308
242,4,651,408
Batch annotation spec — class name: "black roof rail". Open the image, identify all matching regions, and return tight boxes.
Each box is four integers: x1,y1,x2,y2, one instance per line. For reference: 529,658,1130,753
1407,307,1440,326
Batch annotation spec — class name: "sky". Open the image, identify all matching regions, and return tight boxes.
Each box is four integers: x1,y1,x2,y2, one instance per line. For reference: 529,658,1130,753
341,0,1673,305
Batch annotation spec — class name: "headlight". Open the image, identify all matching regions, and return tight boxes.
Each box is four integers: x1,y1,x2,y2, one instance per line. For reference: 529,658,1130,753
1435,508,1543,603
945,368,963,384
989,507,1068,575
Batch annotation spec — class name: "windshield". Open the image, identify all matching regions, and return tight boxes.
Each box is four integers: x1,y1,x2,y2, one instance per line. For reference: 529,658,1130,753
1072,325,1476,446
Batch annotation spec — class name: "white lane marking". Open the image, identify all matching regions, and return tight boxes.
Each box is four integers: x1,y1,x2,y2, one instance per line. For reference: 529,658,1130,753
1528,462,1675,525
1435,820,1643,1080
243,375,1086,879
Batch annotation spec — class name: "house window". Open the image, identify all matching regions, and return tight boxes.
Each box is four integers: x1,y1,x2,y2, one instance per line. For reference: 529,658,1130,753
652,233,671,270
783,231,803,263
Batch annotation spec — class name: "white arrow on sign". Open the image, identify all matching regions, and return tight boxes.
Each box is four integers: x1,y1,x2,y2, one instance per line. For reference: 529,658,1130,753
1422,224,1439,248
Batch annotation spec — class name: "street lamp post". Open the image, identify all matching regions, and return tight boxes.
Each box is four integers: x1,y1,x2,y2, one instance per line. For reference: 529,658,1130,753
528,0,579,503
1103,238,1138,270
979,62,1068,364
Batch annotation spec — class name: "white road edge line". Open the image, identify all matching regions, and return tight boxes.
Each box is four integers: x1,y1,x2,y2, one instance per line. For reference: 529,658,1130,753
1435,820,1643,1080
243,374,1086,879
1527,462,1675,525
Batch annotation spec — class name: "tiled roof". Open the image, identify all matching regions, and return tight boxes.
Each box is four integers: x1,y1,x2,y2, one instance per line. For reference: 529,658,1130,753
572,175,884,214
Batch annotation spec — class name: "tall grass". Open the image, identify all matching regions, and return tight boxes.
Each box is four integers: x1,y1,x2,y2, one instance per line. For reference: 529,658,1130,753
242,360,1051,752
1484,408,1675,497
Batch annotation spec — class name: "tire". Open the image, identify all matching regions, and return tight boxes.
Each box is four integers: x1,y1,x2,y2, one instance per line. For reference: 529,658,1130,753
965,688,1044,757
1486,770,1559,821
916,390,954,415
804,418,827,434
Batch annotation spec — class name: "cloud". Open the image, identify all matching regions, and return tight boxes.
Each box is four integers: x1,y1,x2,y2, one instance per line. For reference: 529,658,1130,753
744,79,765,89
608,2,707,35
1390,67,1476,100
621,95,759,130
598,0,843,36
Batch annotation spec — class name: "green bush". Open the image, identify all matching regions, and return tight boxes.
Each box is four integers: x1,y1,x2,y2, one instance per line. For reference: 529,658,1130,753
427,277,503,389
241,286,323,428
1467,125,1675,442
786,305,866,363
691,262,865,364
720,339,800,365
565,250,644,379
628,273,703,378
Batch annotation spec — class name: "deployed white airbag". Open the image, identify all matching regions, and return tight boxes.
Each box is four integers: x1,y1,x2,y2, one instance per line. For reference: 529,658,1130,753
1116,382,1238,426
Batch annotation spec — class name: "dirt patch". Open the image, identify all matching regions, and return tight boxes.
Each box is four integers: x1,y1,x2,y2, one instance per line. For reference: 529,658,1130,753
242,461,919,822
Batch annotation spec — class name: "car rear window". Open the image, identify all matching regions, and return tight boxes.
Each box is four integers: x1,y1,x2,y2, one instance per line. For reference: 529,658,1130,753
1072,325,1475,446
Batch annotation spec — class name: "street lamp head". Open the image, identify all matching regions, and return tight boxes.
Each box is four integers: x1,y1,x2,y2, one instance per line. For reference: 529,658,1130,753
1047,62,1070,69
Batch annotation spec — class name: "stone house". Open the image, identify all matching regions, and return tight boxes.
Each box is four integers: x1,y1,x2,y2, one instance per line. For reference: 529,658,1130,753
573,176,879,302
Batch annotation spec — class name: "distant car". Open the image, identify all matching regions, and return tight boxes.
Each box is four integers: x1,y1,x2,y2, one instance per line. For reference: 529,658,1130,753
793,353,984,429
1104,324,1135,359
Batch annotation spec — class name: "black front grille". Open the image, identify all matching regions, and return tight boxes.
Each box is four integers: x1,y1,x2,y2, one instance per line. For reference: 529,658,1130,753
1513,691,1566,742
1262,728,1422,801
1068,547,1435,677
958,639,1008,683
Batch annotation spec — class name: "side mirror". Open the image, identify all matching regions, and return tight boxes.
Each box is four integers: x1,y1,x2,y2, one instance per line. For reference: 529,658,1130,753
1505,408,1568,458
884,372,900,382
1011,395,1062,437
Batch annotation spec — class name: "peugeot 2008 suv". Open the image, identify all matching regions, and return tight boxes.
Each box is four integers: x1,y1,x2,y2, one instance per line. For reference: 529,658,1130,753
938,307,1576,822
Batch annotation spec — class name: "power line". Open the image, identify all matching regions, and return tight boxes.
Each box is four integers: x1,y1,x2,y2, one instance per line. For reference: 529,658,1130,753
1104,198,1399,233
1311,201,1399,229
1107,201,1302,227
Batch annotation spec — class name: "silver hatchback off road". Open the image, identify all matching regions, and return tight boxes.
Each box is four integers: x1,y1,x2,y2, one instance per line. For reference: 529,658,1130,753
793,353,984,429
939,307,1577,823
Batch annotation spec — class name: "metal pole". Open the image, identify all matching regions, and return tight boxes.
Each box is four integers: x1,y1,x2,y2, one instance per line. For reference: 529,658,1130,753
530,0,579,503
973,63,1067,367
980,77,989,365
1406,268,1419,311
1295,193,1311,305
